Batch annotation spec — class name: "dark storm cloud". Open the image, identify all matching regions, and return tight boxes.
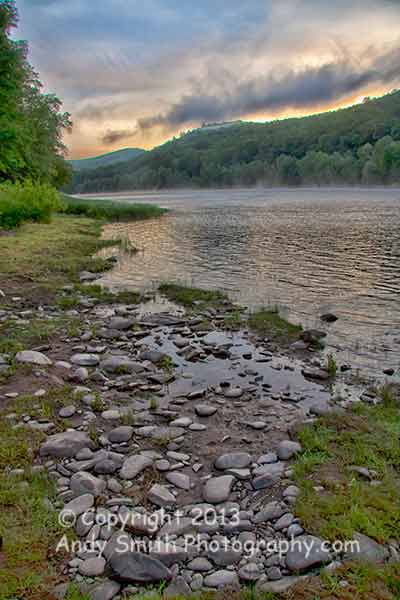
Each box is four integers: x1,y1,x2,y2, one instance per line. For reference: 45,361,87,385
102,128,138,144
138,46,400,132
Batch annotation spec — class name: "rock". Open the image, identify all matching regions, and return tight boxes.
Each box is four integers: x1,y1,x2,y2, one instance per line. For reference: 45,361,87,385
170,417,192,428
165,472,191,490
383,368,395,376
70,472,106,497
247,421,267,430
165,576,191,598
80,271,100,282
187,557,213,572
203,475,235,504
108,552,172,583
283,485,300,498
204,570,239,588
277,440,302,460
321,313,338,323
100,357,144,374
16,350,52,366
61,493,94,518
148,484,176,507
208,547,242,567
256,576,304,593
139,349,168,364
285,535,332,571
78,557,106,577
89,580,121,600
238,562,262,581
108,317,135,330
71,353,99,367
253,501,286,524
344,533,389,563
258,452,278,464
40,431,93,458
195,404,217,417
120,454,153,479
273,513,294,530
224,386,243,398
149,541,188,567
215,452,252,470
302,367,329,381
301,329,327,344
108,426,134,443
58,405,76,418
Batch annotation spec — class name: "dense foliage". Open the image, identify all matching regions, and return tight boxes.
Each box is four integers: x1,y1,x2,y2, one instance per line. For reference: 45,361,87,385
0,0,71,185
67,91,400,192
0,181,64,228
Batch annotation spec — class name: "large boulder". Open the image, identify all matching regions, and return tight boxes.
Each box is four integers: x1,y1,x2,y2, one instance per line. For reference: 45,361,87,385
109,551,172,583
16,350,52,366
40,430,93,458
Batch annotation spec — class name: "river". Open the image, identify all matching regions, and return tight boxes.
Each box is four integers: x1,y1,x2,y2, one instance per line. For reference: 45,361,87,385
90,188,400,375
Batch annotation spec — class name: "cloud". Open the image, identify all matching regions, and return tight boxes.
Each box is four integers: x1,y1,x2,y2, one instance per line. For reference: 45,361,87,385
101,128,138,144
137,44,400,133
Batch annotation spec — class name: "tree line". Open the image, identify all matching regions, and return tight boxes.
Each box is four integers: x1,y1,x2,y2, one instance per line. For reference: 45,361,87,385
67,91,400,192
0,0,71,186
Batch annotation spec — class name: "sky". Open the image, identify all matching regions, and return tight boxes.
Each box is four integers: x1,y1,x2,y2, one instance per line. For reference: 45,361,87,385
16,0,400,158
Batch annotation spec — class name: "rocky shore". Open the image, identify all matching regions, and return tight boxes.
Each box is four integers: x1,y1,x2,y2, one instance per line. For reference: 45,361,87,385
1,275,398,600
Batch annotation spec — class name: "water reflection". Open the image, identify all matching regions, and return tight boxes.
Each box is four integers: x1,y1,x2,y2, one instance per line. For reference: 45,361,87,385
95,188,400,373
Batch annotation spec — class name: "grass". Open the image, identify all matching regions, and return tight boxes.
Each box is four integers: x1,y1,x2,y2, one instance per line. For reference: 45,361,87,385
326,353,338,377
0,316,81,356
62,195,167,221
56,283,140,309
293,396,400,543
159,282,228,309
0,393,70,600
247,307,302,342
0,181,64,229
0,214,116,301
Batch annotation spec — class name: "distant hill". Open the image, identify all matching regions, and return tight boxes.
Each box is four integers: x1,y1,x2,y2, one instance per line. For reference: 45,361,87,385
68,148,145,171
65,91,400,191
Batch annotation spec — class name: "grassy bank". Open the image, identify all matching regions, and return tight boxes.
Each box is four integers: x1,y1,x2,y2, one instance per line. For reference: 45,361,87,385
248,307,302,342
62,195,167,221
293,386,400,543
0,215,116,302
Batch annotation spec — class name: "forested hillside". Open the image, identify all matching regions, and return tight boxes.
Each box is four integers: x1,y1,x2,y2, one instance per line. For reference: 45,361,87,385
68,148,145,171
67,91,400,192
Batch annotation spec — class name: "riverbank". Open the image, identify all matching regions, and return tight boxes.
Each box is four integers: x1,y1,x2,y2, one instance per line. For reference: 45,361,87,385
0,216,399,600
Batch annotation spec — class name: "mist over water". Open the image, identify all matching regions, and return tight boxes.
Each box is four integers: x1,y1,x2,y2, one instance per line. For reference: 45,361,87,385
95,188,400,374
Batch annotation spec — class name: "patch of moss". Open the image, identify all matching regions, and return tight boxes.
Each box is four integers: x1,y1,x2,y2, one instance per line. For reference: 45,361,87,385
248,307,302,342
159,283,227,309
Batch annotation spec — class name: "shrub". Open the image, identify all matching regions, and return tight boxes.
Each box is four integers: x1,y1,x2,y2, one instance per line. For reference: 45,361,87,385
62,195,167,220
0,181,64,229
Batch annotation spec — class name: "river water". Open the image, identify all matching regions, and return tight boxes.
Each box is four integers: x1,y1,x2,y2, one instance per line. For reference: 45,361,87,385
92,188,400,374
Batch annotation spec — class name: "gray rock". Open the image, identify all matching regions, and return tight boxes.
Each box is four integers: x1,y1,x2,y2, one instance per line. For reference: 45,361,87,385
195,404,217,417
148,484,176,508
344,533,389,563
61,493,94,518
252,501,286,524
208,547,242,567
187,557,213,572
256,576,304,593
71,353,100,367
16,350,52,366
224,386,243,398
203,475,235,504
285,535,332,571
302,367,329,381
78,557,106,577
165,576,191,598
139,350,168,364
108,551,172,583
108,426,134,443
100,357,144,374
89,580,121,600
277,440,302,460
70,472,106,497
40,430,93,458
58,405,76,418
274,513,294,531
149,542,188,567
215,452,252,470
120,454,153,479
258,452,278,464
108,317,135,330
238,562,262,581
165,472,190,490
204,570,239,588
